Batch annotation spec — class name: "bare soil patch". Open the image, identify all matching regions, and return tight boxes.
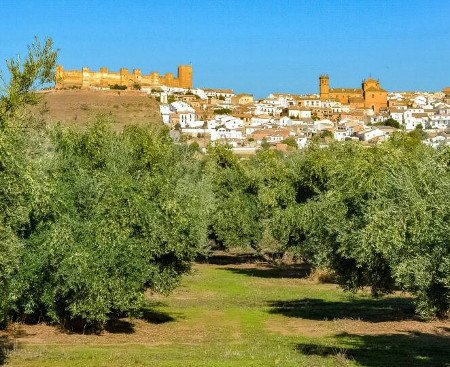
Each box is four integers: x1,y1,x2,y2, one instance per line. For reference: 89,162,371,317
31,89,162,129
266,316,450,338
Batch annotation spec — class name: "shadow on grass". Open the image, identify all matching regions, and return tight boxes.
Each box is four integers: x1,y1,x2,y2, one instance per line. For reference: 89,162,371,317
104,319,135,334
268,297,417,322
102,308,175,334
225,263,311,279
197,252,265,265
296,331,450,366
0,335,15,366
140,308,175,324
61,305,176,335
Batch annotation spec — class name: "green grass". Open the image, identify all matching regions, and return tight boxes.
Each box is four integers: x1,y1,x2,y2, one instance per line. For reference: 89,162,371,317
4,263,449,366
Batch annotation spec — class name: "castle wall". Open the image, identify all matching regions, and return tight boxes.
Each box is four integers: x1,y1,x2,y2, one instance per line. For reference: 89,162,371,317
56,65,193,89
56,70,82,87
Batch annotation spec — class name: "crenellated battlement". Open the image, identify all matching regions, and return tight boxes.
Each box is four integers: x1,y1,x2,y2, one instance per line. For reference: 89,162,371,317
55,64,193,89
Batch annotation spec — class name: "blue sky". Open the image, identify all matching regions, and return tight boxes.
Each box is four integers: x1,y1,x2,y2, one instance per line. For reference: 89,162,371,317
1,0,449,97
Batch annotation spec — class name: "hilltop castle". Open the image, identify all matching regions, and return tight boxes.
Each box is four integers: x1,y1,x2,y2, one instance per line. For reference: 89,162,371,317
56,64,193,89
319,75,387,112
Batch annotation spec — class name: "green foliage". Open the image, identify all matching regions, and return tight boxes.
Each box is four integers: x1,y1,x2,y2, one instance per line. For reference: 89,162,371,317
0,121,33,327
132,82,141,90
189,141,200,152
0,37,57,328
376,117,400,129
408,124,428,141
214,108,232,115
11,120,212,329
282,136,298,149
273,137,449,317
261,138,270,149
205,145,263,250
1,37,57,123
320,130,333,139
1,39,448,330
205,136,449,317
109,84,127,90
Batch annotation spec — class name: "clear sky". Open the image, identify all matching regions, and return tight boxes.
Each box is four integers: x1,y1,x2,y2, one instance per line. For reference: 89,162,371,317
1,0,449,97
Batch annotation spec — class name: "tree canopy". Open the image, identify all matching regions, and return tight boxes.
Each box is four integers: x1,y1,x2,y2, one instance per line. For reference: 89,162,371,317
1,39,448,328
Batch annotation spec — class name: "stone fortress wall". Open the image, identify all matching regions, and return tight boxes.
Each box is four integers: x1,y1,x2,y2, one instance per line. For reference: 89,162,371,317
56,64,193,89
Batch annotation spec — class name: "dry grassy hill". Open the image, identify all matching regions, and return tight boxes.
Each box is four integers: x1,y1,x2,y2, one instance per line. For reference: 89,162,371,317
32,89,162,129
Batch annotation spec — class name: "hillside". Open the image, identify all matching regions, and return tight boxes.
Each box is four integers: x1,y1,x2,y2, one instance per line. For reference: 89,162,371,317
32,89,162,129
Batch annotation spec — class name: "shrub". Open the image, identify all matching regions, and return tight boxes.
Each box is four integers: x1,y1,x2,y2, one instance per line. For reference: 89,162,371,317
309,268,337,284
214,108,232,115
376,117,400,129
109,84,127,90
282,137,298,149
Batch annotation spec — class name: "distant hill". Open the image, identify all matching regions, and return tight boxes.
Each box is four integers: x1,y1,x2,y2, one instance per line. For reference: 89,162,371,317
31,89,162,129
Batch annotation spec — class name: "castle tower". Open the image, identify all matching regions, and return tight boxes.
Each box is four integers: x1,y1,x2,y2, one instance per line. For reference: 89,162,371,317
133,69,142,85
81,67,91,88
55,65,64,88
319,74,330,100
178,65,193,89
120,68,129,86
100,67,109,87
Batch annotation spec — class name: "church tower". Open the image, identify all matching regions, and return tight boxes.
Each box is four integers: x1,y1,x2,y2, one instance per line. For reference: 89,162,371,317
319,74,330,100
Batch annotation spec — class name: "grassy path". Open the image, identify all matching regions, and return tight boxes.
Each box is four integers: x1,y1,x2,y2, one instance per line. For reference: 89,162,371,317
3,262,449,366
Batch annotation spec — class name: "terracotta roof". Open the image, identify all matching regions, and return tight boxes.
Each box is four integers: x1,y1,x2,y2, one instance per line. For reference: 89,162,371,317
389,108,405,113
203,88,235,94
251,128,290,139
365,86,387,93
330,88,362,93
288,106,310,111
412,113,429,118
295,96,320,100
377,126,399,132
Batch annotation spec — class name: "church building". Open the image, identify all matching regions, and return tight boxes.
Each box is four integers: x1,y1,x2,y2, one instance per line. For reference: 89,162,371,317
319,75,388,112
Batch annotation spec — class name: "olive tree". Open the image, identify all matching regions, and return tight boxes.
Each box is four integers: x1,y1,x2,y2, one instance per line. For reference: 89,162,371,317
205,145,263,250
10,120,212,329
282,137,449,318
0,37,57,328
